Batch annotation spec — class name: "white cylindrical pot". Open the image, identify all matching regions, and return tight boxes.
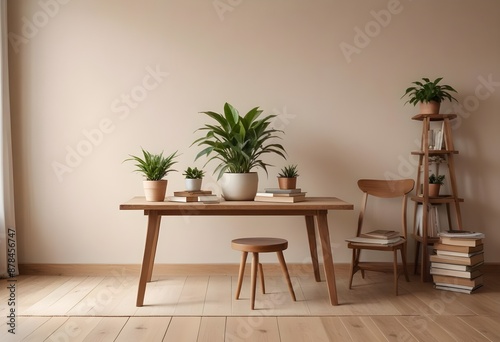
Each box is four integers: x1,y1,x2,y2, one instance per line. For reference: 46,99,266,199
220,172,258,201
185,178,202,191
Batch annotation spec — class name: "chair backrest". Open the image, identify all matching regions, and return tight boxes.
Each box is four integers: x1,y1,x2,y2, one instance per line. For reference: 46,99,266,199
356,179,415,239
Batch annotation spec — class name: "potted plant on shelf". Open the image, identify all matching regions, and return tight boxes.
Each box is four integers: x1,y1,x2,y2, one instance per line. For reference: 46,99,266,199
277,164,299,189
182,166,205,191
401,77,458,114
193,102,287,200
124,148,179,201
428,173,445,197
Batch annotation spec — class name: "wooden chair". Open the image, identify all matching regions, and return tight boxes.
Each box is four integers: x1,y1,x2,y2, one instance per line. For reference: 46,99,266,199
231,237,296,309
347,179,415,295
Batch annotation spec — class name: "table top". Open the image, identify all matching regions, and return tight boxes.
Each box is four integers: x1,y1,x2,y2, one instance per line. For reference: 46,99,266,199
120,196,354,214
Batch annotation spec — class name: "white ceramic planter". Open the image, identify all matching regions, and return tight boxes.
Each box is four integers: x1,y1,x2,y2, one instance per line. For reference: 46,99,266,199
220,172,258,201
185,178,202,191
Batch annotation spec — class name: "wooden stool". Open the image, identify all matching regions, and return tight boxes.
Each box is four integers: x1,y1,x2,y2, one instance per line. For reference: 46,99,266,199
231,237,296,310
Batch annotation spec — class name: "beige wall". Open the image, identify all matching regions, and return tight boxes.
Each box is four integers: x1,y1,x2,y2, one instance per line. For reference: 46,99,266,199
8,0,500,265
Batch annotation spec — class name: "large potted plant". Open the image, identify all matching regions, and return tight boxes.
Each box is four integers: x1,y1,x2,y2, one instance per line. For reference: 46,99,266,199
401,77,458,114
193,102,286,200
124,148,179,201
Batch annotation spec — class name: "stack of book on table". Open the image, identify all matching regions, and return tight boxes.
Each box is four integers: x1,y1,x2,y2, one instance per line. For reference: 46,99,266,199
166,190,220,203
345,230,402,245
253,188,306,203
430,230,485,294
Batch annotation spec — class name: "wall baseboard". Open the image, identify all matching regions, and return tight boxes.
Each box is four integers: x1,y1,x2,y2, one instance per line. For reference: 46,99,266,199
19,263,327,277
19,263,500,277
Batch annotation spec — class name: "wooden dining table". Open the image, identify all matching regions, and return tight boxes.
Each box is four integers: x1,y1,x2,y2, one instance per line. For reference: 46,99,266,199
119,196,354,307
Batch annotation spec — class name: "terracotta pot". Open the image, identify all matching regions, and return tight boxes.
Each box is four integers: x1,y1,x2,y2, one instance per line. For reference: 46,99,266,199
428,184,441,197
185,178,202,191
419,101,440,114
220,172,258,201
143,180,167,202
278,177,297,190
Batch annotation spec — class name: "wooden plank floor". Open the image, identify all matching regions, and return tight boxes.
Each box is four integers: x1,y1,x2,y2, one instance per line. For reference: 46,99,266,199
1,270,499,341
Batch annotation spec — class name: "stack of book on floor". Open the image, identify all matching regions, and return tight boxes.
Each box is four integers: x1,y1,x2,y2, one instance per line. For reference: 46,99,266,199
345,230,402,245
430,230,485,294
166,190,220,203
253,188,306,203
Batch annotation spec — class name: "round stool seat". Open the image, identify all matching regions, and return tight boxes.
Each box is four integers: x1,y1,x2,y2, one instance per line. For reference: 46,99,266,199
231,237,288,253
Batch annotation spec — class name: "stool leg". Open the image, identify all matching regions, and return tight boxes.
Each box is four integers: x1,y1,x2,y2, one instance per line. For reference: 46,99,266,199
251,252,259,310
258,263,265,294
277,251,296,302
235,251,248,300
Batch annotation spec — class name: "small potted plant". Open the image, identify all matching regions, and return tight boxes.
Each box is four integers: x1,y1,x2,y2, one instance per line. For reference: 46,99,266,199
428,173,445,197
401,77,458,114
124,148,179,201
277,164,299,190
182,166,205,191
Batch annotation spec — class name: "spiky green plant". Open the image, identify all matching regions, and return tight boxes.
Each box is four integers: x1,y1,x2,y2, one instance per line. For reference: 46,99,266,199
402,77,458,105
429,173,445,185
193,102,287,180
278,164,299,178
182,166,205,179
124,148,178,181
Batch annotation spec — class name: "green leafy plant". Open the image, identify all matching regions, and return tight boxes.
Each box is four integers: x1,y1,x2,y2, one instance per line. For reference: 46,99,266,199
402,77,458,105
124,148,178,181
429,173,445,185
278,164,299,178
182,166,205,179
193,102,287,180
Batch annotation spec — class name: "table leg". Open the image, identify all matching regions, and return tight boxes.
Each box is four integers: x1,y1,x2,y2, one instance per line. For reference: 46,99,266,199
305,215,321,282
316,211,339,306
136,211,161,307
146,215,161,282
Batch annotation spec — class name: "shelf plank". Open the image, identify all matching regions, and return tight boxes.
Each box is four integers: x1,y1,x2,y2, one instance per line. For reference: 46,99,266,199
411,196,464,204
411,113,458,121
411,150,459,155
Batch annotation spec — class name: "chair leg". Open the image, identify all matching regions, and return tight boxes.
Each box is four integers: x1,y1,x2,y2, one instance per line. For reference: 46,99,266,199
357,250,365,279
414,241,420,275
393,250,399,296
235,251,248,300
401,245,410,282
348,248,357,289
250,252,259,310
258,263,265,294
276,251,296,301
